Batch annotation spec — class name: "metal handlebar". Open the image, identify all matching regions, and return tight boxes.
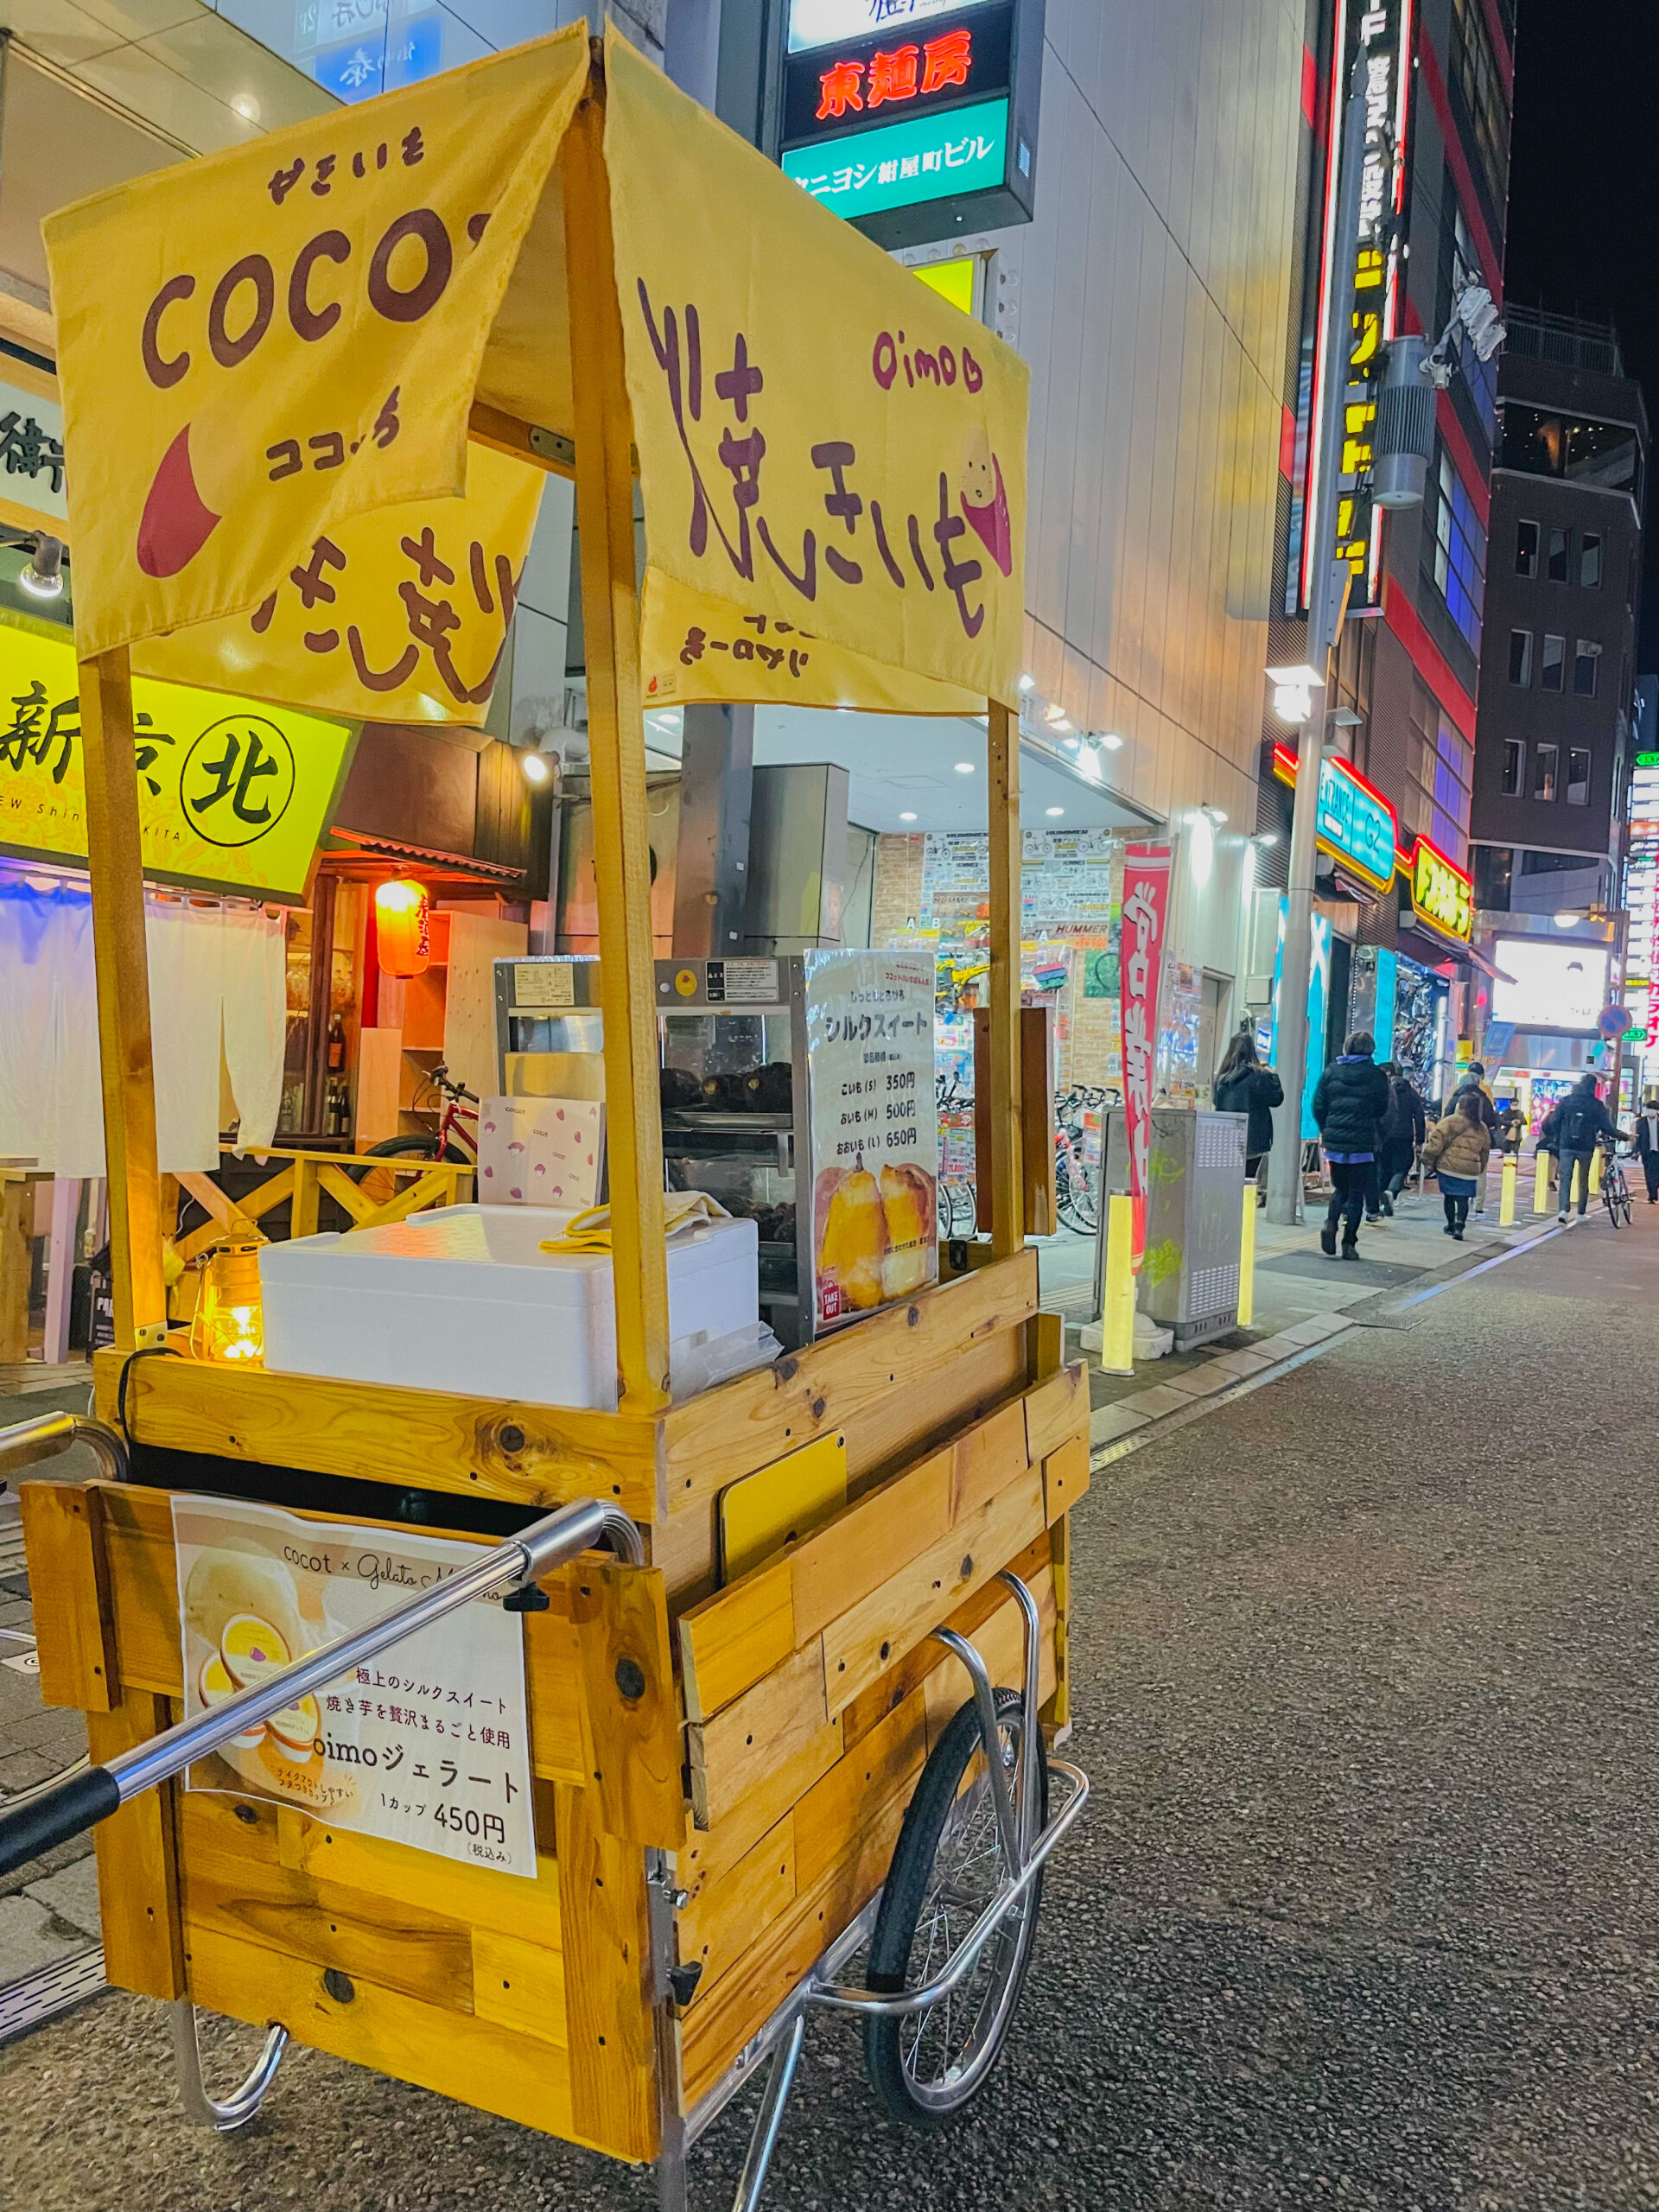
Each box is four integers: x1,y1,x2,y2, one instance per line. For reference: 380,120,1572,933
0,1492,643,1876
0,1409,130,1488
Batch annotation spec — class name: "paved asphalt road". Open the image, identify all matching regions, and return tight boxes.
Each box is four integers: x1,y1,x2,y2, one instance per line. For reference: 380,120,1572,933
4,1202,1659,2209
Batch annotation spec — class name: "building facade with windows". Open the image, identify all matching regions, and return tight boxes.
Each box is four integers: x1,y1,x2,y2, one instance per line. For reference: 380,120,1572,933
1253,0,1516,1102
1469,310,1647,920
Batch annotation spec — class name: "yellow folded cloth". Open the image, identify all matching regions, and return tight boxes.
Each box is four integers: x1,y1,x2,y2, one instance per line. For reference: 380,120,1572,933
540,1189,730,1254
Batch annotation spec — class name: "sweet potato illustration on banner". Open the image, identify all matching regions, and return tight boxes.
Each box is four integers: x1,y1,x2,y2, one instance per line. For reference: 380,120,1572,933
44,29,588,659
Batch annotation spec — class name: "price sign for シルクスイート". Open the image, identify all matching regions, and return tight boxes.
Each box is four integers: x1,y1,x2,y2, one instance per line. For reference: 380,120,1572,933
804,950,939,1330
172,1495,537,1878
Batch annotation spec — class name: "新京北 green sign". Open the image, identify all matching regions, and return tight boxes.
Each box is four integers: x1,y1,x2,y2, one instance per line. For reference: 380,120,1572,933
783,99,1008,220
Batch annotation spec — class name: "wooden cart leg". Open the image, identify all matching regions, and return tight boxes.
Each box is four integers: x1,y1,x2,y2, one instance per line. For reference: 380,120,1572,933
79,646,167,1351
986,700,1024,1262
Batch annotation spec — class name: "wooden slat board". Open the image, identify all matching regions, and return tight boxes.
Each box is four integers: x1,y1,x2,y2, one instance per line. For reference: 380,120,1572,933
661,1252,1039,1510
91,1350,664,1521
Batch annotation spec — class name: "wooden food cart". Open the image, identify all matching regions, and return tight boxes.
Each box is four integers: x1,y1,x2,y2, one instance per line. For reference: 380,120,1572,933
0,26,1090,2207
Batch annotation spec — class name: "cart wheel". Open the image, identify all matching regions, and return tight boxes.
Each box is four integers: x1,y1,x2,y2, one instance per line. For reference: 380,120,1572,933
863,1688,1047,2126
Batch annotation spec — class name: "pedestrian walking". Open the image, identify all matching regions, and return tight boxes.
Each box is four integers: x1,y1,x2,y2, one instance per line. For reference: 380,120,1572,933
1543,1071,1617,1222
1452,1061,1499,1215
1376,1062,1427,1213
1212,1027,1284,1197
1420,1089,1491,1241
1311,1030,1390,1261
1634,1096,1659,1203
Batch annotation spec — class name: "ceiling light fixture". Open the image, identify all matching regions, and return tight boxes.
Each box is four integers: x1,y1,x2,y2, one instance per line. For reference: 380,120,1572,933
954,760,975,774
1046,806,1065,817
899,810,918,822
1017,673,1035,692
520,750,552,787
231,93,260,121
19,536,63,600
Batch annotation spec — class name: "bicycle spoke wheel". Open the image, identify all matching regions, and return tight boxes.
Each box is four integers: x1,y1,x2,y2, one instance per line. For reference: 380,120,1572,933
864,1689,1046,2127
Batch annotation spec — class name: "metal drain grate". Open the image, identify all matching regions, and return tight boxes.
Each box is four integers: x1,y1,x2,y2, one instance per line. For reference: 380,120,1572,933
0,1946,105,2047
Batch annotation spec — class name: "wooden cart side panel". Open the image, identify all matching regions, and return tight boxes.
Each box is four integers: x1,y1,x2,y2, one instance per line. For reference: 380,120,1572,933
90,1350,663,1521
837,1526,1051,1751
677,1789,909,2111
179,1793,480,2015
673,1566,1056,2102
19,1482,118,1712
676,1715,843,1904
1040,1433,1090,1523
819,1466,1045,1718
556,1781,659,2164
651,1319,1028,1618
688,1642,830,1830
188,1922,591,2145
660,1251,1039,1506
86,1695,186,2000
679,1360,1076,1726
1024,1361,1089,1464
919,1565,1057,1745
88,1482,599,1791
276,1808,564,1948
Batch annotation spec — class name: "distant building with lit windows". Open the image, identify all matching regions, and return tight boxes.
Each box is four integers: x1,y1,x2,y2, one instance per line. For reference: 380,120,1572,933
1470,308,1647,922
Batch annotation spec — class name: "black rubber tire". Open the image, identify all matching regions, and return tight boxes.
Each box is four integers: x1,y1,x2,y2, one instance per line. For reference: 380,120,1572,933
342,1133,450,1185
863,1688,1047,2127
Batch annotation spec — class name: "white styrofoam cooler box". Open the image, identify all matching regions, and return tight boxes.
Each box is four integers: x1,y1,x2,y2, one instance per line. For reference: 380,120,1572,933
258,1205,759,1411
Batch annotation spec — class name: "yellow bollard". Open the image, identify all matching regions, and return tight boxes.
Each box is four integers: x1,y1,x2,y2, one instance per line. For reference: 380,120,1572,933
1237,1181,1257,1327
1590,1147,1603,1195
1100,1192,1136,1375
1499,1154,1516,1227
1532,1149,1552,1213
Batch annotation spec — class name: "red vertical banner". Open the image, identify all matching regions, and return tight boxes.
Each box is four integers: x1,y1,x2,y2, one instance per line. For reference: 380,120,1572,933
1119,843,1173,1261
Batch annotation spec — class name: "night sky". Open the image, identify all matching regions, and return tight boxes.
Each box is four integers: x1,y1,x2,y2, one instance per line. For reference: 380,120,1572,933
1503,0,1658,664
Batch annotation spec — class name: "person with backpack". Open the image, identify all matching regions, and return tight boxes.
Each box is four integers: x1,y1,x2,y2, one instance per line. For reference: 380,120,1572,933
1376,1063,1427,1213
1545,1072,1618,1222
1452,1061,1499,1215
1310,1030,1390,1260
1420,1088,1491,1241
1212,1026,1284,1192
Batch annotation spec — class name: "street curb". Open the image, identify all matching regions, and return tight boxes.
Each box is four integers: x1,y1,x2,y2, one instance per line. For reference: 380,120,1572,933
1086,1211,1566,1467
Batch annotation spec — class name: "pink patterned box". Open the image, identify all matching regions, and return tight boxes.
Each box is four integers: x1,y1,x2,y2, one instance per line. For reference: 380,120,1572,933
476,1096,606,1209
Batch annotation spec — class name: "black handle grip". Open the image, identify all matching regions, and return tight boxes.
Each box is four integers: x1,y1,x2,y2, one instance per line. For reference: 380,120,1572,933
0,1764,121,1875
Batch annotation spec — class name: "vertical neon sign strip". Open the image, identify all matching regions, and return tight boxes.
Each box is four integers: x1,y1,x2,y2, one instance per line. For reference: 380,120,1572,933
1300,0,1351,616
1368,0,1414,599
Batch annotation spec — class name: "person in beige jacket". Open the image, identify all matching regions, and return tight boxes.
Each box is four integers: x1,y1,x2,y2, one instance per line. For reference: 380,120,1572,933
1420,1090,1491,1241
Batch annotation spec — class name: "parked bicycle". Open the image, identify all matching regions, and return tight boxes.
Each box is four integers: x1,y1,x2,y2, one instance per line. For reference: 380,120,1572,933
1052,1084,1115,1238
359,1062,480,1168
1600,1140,1634,1229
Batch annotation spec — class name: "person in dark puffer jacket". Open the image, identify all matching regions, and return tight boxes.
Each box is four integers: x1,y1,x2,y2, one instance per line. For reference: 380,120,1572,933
1310,1030,1390,1260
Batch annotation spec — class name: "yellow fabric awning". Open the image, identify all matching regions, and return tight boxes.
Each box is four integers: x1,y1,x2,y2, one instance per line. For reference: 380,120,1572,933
44,25,1027,716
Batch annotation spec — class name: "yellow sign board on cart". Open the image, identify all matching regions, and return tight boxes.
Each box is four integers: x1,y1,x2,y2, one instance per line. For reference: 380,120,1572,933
0,608,353,898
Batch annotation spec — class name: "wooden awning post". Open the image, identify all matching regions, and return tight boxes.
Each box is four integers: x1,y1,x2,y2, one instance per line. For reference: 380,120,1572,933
79,645,168,1350
986,699,1024,1259
563,67,671,1413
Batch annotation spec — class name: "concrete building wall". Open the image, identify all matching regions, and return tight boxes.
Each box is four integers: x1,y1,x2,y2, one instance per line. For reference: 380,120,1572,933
1002,0,1307,839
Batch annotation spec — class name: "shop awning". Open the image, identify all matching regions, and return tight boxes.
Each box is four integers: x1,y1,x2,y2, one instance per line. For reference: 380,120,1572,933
45,28,1027,721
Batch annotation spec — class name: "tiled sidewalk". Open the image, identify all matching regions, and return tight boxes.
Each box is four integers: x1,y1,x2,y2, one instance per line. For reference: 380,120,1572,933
1032,1172,1566,1457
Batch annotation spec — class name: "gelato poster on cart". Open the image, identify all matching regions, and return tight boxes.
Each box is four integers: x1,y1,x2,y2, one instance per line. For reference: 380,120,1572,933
172,1495,537,1878
805,949,938,1329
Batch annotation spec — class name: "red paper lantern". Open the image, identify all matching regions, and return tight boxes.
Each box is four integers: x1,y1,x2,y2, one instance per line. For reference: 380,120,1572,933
375,879,430,977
